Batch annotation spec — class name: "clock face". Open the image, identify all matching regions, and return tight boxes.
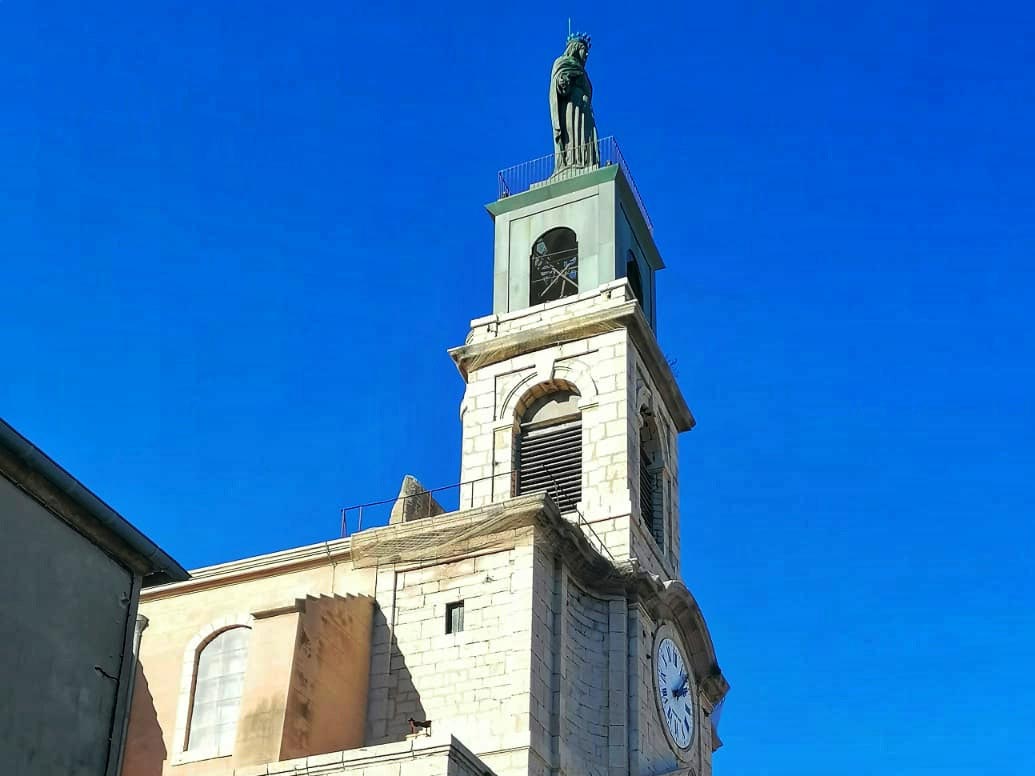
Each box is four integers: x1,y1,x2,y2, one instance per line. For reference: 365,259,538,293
654,633,695,751
528,228,579,306
530,252,578,304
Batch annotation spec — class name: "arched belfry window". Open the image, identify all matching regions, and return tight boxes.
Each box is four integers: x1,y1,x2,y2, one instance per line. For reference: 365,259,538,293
515,389,582,512
186,626,251,755
640,414,665,549
530,227,579,306
626,250,644,306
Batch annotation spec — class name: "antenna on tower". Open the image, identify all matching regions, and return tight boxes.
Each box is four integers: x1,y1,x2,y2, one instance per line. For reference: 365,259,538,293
568,17,572,37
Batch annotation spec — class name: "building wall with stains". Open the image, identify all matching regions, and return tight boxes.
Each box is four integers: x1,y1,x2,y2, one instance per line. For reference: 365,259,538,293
0,475,134,776
123,557,377,776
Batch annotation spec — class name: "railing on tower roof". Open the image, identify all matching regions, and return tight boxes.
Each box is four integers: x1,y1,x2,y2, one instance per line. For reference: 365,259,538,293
496,136,654,233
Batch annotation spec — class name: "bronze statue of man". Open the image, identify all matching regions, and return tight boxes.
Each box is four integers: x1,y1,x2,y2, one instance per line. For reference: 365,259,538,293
550,33,599,174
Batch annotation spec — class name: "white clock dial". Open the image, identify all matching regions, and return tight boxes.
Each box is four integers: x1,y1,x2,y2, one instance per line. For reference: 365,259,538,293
655,634,695,751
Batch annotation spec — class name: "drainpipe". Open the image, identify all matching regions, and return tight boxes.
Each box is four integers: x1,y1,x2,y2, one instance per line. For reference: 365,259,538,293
111,612,148,776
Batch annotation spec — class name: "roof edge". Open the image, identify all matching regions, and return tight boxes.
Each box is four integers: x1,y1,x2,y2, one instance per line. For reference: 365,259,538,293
0,417,188,584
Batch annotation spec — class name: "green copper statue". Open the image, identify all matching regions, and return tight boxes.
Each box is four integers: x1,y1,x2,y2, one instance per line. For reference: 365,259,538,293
550,32,599,174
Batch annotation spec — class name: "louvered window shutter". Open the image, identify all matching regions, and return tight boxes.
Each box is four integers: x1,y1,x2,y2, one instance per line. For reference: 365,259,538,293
516,418,582,513
640,449,664,549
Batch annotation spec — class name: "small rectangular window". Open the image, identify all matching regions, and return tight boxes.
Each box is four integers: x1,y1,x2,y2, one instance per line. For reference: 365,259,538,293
446,601,464,634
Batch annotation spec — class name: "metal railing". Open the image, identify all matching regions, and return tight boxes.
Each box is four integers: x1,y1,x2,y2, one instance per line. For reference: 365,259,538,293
339,474,503,537
338,472,614,564
496,136,653,233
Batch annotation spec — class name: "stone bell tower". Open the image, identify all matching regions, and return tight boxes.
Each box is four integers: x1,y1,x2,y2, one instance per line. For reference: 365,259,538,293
449,41,693,581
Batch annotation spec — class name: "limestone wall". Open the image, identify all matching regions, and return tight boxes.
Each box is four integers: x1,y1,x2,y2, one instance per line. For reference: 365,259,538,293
527,540,636,776
364,530,538,776
458,299,633,527
629,606,710,776
458,280,684,581
560,579,610,775
627,350,682,579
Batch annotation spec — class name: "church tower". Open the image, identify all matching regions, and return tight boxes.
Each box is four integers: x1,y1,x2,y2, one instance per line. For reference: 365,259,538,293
123,33,729,776
450,70,691,584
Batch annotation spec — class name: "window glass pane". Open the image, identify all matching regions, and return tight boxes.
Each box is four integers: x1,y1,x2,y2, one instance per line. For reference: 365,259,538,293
187,627,251,755
446,601,464,634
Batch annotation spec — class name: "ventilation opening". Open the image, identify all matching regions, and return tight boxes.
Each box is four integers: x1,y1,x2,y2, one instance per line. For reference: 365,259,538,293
516,417,582,513
640,415,665,550
640,448,663,548
627,251,644,305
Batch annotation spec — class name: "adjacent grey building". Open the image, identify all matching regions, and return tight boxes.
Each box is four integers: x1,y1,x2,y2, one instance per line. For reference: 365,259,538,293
0,418,188,776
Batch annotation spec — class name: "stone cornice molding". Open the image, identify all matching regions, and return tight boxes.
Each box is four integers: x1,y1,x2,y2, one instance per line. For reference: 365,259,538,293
518,497,729,706
448,292,694,432
141,493,727,706
233,733,496,776
140,539,355,601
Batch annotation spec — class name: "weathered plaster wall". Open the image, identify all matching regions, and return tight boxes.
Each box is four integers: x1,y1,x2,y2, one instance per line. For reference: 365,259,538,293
282,595,373,759
0,475,133,776
124,560,375,775
233,607,297,767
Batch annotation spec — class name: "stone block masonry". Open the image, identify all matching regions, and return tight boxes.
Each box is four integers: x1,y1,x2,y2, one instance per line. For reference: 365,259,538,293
364,530,540,776
454,279,686,581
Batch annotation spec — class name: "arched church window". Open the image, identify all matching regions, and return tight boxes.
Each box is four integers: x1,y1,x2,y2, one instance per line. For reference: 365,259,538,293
515,389,582,512
186,626,251,755
626,250,644,305
530,227,579,306
640,415,664,549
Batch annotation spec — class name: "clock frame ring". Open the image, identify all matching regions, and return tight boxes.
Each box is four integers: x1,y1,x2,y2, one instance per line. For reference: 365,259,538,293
651,621,697,757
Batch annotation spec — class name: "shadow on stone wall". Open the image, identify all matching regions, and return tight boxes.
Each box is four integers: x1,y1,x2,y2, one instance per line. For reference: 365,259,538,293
367,606,428,745
121,662,166,776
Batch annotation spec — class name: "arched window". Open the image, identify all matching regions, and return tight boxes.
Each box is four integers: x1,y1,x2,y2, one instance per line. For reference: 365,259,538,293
626,250,644,305
186,626,251,756
530,227,579,306
515,389,582,512
640,415,664,549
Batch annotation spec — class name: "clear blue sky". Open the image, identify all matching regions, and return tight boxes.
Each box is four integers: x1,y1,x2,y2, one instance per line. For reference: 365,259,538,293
3,2,1033,773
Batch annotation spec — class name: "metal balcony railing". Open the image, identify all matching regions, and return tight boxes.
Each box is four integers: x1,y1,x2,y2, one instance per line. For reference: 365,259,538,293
338,472,614,564
496,136,653,233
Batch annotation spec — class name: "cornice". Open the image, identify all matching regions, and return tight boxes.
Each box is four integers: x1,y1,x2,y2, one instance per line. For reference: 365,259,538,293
449,297,694,431
140,492,727,707
140,537,354,601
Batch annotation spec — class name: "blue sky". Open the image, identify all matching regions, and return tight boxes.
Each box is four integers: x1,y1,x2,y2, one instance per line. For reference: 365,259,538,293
3,2,1034,773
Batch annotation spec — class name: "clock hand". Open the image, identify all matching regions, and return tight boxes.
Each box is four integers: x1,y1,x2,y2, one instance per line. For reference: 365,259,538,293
673,672,689,698
541,264,577,295
551,262,578,291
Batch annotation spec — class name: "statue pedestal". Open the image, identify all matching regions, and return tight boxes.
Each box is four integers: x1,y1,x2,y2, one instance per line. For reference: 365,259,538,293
531,163,602,190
